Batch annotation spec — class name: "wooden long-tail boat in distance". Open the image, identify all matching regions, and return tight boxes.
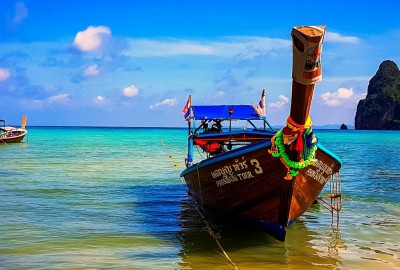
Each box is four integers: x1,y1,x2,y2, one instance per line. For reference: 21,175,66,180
0,116,28,143
180,26,342,241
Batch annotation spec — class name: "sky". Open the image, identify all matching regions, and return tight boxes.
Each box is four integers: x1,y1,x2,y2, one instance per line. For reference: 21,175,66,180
1,0,400,127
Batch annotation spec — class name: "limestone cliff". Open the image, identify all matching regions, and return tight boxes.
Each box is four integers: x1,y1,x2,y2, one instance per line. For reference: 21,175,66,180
355,60,400,130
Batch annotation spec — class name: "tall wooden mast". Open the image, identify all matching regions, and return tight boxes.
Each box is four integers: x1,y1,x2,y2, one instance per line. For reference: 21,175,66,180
289,26,326,125
269,26,326,169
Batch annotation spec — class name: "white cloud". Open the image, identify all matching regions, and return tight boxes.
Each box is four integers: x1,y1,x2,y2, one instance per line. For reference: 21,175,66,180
325,31,359,43
73,26,111,52
48,93,69,104
336,88,354,99
94,95,106,105
13,2,28,25
149,98,177,110
321,87,354,106
127,39,214,57
124,36,290,58
123,85,139,97
0,68,11,81
83,64,100,76
268,94,289,109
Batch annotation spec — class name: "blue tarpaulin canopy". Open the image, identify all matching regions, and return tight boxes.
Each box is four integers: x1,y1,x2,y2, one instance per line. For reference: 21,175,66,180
185,105,261,120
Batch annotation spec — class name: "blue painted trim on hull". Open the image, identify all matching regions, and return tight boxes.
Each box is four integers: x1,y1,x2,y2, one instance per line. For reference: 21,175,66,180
180,139,271,177
181,140,341,177
316,143,342,165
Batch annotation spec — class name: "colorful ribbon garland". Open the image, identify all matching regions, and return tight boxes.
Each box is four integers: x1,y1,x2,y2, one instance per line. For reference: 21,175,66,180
269,129,317,180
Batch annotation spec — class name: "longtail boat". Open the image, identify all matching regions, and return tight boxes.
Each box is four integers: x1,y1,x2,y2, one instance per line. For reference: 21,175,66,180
0,116,28,143
180,26,342,241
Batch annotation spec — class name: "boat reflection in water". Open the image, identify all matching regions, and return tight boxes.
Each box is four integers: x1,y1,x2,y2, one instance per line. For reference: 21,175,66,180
176,198,344,270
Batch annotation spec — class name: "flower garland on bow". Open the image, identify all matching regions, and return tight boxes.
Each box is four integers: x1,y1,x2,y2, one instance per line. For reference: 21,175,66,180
268,128,317,180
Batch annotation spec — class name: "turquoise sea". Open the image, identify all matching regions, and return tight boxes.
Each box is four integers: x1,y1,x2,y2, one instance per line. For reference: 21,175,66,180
0,127,399,269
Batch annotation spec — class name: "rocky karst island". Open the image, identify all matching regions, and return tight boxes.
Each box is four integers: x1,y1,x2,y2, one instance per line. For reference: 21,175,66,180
355,60,400,130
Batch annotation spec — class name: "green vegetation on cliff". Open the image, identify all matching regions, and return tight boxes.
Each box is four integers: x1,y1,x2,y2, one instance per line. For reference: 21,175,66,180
355,60,400,130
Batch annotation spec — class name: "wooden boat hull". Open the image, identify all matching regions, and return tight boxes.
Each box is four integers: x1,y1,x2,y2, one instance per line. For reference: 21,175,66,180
0,130,28,143
180,139,341,241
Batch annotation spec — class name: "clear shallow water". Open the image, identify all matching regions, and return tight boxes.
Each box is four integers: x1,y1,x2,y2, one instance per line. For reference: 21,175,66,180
0,127,399,269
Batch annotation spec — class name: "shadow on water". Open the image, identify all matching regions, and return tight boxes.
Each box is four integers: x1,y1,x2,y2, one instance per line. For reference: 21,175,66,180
0,176,355,269
123,184,345,269
176,198,345,269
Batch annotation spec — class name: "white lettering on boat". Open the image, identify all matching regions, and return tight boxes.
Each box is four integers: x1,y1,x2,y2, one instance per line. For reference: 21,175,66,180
313,160,333,176
304,160,333,185
215,173,239,187
250,159,263,174
212,157,263,187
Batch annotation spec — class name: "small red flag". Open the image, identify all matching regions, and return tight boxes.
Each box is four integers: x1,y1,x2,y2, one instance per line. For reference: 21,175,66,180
255,89,266,116
181,95,191,114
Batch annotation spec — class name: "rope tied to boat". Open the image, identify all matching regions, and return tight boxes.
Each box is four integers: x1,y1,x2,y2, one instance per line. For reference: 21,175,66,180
193,202,239,270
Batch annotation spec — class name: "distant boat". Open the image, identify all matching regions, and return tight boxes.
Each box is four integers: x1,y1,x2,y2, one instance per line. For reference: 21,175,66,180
0,116,28,143
180,26,342,241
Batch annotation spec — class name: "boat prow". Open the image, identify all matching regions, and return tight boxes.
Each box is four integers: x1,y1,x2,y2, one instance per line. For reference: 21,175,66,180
180,138,341,241
0,116,28,143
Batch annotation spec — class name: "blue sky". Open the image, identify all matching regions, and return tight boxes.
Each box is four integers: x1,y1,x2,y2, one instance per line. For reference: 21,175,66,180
1,0,400,127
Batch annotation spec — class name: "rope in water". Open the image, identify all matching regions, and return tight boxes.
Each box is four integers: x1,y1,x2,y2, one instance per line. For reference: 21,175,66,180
161,139,179,171
193,203,239,270
162,139,238,269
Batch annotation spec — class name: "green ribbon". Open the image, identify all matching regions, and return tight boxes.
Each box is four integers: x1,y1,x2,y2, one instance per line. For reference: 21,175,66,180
272,130,317,176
